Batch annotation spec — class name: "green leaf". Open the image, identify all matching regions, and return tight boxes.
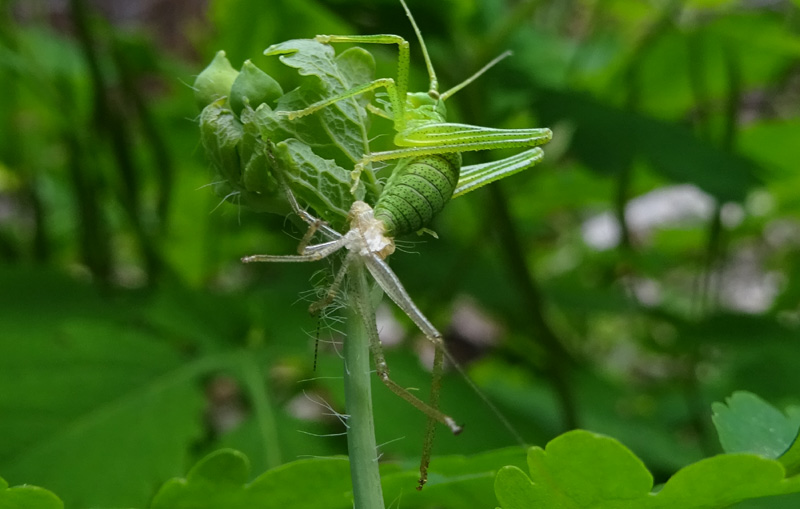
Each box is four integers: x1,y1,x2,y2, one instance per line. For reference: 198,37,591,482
495,430,653,508
203,38,379,223
200,100,290,215
381,447,528,509
274,138,364,230
654,454,799,508
495,429,800,509
265,39,374,169
153,446,527,509
535,88,762,202
238,104,292,214
712,391,800,458
0,268,207,508
0,477,63,509
151,449,352,509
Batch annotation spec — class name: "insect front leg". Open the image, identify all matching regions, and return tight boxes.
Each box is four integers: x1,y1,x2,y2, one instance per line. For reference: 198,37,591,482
286,33,412,128
241,236,346,264
296,215,327,255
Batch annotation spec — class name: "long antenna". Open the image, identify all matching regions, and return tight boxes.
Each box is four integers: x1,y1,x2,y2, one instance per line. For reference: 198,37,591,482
440,50,513,101
399,0,439,94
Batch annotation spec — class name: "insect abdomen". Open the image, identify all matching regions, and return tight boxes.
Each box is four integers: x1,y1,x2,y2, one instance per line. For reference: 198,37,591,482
374,152,462,237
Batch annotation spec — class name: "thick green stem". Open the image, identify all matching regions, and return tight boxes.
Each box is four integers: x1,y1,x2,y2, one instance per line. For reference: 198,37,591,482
344,260,385,509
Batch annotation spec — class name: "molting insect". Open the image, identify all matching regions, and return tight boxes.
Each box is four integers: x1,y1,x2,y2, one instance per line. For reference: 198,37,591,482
245,0,552,489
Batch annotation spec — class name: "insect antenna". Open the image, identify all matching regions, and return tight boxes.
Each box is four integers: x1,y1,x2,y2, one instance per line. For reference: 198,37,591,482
440,50,513,101
443,348,527,446
399,0,439,94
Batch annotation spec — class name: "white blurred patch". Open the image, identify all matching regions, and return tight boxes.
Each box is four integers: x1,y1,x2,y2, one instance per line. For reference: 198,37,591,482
582,184,716,250
746,189,775,217
375,303,405,347
286,392,331,421
720,202,745,229
624,277,662,307
765,219,800,248
450,297,502,348
581,185,782,312
716,248,783,314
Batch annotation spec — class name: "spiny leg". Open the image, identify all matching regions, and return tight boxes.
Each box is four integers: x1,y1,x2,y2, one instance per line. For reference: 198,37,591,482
361,254,461,488
350,264,460,434
241,236,346,264
417,340,445,490
309,251,355,315
342,125,551,193
453,147,546,198
296,215,325,255
279,32,411,129
363,254,444,344
314,0,443,112
349,256,461,490
282,77,403,128
364,252,528,449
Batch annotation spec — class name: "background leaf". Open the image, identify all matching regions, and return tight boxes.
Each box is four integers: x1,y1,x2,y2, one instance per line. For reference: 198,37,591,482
0,477,63,509
712,392,800,458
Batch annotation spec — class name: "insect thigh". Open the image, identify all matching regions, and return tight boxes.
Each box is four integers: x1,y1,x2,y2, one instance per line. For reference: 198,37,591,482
374,152,461,236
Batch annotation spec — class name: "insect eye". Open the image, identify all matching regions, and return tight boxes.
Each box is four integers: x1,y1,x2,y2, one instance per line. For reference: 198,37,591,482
428,90,440,100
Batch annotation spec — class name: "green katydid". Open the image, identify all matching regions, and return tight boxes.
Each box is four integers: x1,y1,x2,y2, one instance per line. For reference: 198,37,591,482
243,0,552,489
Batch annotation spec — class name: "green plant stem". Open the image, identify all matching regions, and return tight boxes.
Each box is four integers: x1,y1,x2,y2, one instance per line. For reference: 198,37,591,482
240,352,282,469
344,260,385,509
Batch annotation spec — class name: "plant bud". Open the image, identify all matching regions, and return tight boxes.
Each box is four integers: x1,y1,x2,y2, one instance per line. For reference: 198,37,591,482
199,99,243,185
230,60,283,116
194,51,239,110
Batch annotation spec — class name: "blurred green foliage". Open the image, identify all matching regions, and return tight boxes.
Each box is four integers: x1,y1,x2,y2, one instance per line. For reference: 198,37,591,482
2,0,800,507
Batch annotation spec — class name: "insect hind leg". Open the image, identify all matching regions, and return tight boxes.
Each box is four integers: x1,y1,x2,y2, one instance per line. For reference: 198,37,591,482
361,253,462,489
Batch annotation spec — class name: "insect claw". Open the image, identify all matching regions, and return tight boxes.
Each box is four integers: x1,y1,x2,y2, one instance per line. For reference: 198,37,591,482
446,418,463,435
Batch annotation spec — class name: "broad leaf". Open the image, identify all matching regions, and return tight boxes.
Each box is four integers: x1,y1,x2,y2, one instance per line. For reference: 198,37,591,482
152,446,528,509
151,449,352,509
0,268,208,508
495,429,800,509
0,477,63,509
712,391,800,459
265,39,374,168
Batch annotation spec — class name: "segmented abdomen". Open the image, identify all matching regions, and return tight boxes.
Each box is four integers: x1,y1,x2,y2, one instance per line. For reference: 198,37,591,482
374,152,462,237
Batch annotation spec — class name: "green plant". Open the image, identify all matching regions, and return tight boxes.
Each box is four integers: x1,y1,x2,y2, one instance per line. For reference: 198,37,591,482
4,1,800,508
194,0,552,502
